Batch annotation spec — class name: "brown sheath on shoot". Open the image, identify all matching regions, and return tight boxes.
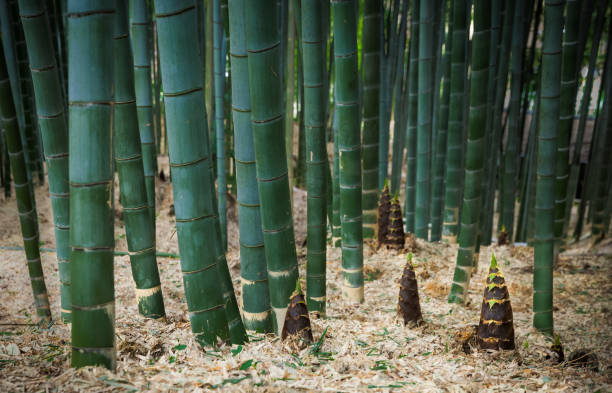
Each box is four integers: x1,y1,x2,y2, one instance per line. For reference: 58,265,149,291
377,180,391,247
388,194,405,249
477,254,515,350
398,254,423,326
281,282,313,344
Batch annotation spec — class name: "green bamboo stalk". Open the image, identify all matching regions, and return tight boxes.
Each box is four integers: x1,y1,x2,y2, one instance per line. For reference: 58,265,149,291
227,0,273,333
2,134,9,198
361,0,381,239
553,0,580,244
213,0,228,251
477,0,501,247
499,0,526,241
564,2,606,237
285,0,295,190
0,45,50,321
113,0,165,320
404,0,418,234
533,0,564,335
67,0,115,369
332,0,363,303
332,103,341,246
430,0,452,242
18,0,71,322
154,0,232,346
130,0,156,233
245,0,301,332
448,0,490,304
415,0,434,240
591,30,612,239
442,0,467,242
301,0,327,315
483,0,514,244
10,0,41,185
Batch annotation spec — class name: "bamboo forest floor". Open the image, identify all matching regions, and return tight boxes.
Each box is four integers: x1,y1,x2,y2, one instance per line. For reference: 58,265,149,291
0,157,610,392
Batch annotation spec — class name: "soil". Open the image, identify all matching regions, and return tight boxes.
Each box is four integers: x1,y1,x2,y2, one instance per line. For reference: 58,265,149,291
0,156,610,392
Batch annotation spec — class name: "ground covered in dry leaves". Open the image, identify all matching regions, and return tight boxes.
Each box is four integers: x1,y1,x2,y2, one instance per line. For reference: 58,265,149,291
0,161,610,392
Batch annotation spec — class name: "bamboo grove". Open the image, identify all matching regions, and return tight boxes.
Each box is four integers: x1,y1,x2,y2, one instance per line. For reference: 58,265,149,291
0,0,610,371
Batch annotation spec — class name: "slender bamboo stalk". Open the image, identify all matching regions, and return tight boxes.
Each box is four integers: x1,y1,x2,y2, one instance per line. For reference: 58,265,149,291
67,0,115,369
18,0,71,321
415,0,434,240
0,44,50,322
430,0,452,242
285,0,295,191
500,0,526,240
442,0,467,242
245,0,301,332
564,1,606,237
113,0,165,320
361,0,381,239
300,0,327,315
447,0,491,304
533,0,564,335
404,0,418,234
227,0,272,333
130,0,156,233
332,0,363,303
552,0,580,244
155,0,233,345
213,0,228,250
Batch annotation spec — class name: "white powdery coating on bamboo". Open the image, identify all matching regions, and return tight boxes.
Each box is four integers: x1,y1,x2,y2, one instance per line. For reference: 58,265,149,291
309,296,326,302
273,306,287,336
241,277,266,286
267,266,297,278
134,285,161,302
242,309,272,322
342,281,364,303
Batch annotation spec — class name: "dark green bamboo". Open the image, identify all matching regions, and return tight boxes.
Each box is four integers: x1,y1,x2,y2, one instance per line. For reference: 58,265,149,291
404,0,418,234
0,45,50,321
67,0,115,369
361,0,381,239
301,0,327,315
332,0,363,303
245,0,301,332
155,0,234,346
448,0,490,304
564,1,606,236
591,31,612,239
442,0,467,242
332,103,341,246
552,0,580,244
415,0,434,240
430,0,452,242
484,0,515,243
18,0,71,321
130,0,156,233
213,0,228,250
533,0,564,335
113,0,165,320
284,0,295,187
228,0,273,333
499,0,526,241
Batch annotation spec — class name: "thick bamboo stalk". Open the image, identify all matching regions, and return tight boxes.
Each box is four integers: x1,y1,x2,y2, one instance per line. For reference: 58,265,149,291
533,0,564,335
113,0,165,320
67,0,115,369
404,0,419,234
301,0,327,315
227,0,273,333
0,45,50,322
361,0,381,239
130,0,156,233
332,0,363,303
18,0,71,321
448,0,491,304
245,0,301,332
442,0,467,242
154,0,233,346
